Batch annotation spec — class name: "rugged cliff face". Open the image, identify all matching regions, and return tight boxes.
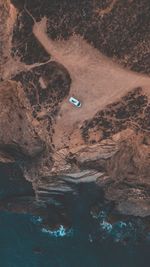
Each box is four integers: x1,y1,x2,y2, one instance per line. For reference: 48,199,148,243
0,0,150,220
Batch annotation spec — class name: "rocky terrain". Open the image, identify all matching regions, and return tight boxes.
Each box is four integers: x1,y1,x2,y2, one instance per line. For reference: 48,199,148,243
0,0,150,227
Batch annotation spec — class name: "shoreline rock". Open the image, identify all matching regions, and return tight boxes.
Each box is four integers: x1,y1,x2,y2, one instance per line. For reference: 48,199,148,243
0,0,150,219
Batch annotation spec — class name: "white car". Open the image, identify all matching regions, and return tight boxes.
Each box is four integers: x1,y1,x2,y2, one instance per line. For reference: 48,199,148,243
69,97,81,107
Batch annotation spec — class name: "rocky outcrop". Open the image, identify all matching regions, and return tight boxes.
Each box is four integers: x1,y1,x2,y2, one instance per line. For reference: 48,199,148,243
0,0,150,220
0,80,44,158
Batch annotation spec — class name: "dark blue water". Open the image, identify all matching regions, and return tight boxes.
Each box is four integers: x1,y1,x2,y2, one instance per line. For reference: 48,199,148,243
0,164,150,267
0,210,150,267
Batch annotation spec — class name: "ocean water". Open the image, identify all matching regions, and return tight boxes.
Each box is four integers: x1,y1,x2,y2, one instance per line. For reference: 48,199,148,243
0,210,150,267
0,165,150,267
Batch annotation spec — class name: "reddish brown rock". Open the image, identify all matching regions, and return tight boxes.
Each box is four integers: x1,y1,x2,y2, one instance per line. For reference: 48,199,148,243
0,0,150,219
0,80,44,158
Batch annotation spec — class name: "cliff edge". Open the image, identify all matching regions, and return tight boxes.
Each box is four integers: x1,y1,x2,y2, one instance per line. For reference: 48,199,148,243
0,0,150,218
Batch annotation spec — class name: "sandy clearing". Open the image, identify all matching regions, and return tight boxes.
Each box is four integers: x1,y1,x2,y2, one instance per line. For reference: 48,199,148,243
32,17,150,151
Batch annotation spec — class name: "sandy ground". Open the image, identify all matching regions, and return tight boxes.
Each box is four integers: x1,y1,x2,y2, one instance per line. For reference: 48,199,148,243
32,17,150,153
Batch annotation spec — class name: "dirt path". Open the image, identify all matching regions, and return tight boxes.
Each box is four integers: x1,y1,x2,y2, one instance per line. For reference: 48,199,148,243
32,17,150,153
95,0,119,16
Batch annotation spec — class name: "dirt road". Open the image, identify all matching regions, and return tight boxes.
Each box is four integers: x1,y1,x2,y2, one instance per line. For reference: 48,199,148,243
33,17,150,152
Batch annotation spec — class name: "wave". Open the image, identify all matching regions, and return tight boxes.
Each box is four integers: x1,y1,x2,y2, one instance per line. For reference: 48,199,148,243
41,225,73,238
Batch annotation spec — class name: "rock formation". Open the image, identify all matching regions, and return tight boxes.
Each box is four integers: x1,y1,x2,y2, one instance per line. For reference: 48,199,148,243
0,0,150,220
